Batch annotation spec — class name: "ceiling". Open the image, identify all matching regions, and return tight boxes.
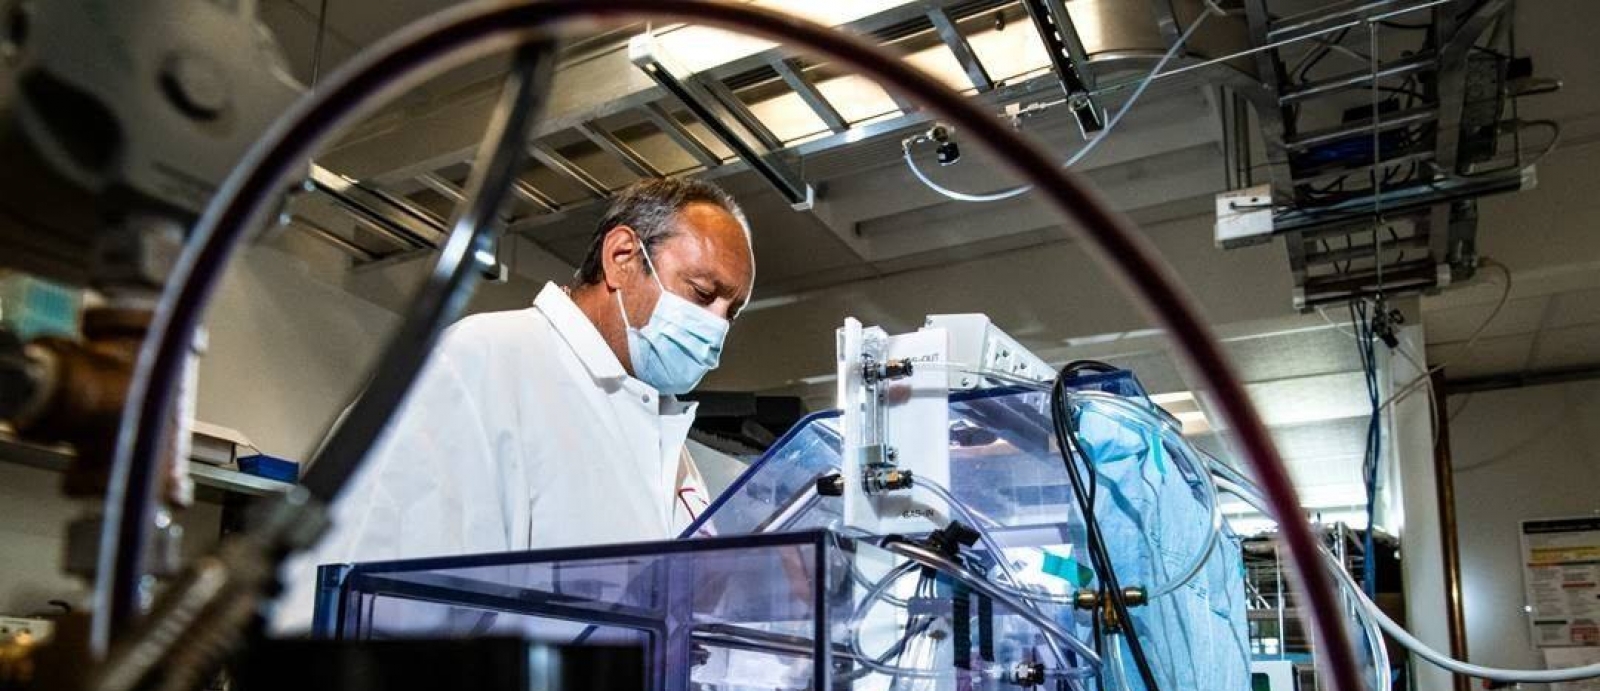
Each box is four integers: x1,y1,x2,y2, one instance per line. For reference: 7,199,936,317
248,1,1600,529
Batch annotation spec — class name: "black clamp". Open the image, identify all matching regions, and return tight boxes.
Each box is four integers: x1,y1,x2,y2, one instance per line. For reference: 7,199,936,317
926,520,981,559
815,473,845,497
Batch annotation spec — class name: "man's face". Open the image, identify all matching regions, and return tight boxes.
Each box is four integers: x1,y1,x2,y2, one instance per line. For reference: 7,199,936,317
616,201,754,339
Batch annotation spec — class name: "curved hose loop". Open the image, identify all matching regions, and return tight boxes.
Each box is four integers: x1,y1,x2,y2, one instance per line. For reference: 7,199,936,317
94,4,1359,691
91,40,559,687
92,33,559,655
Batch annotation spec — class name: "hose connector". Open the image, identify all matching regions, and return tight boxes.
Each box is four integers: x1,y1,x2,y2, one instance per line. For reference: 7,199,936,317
862,465,913,495
1003,661,1046,687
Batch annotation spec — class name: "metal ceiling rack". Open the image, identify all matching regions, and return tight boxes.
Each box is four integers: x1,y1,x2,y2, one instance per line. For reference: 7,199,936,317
1231,0,1529,309
288,0,1537,314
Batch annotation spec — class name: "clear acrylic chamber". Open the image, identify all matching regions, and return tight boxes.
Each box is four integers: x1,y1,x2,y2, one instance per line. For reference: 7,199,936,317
316,381,1253,691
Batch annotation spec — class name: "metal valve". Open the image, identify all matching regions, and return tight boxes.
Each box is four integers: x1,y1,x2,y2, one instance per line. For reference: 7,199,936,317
862,356,914,384
862,465,914,495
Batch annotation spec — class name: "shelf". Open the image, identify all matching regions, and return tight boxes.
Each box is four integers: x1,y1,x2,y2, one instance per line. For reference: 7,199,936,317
0,434,294,499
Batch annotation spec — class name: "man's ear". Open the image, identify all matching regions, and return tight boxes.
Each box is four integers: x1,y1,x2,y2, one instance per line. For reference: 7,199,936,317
599,225,640,290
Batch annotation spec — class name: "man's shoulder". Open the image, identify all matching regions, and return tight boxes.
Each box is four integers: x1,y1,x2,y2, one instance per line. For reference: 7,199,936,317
441,307,557,356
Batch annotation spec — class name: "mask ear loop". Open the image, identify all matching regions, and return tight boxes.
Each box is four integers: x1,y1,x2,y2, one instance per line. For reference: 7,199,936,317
634,232,668,293
615,232,665,331
614,289,634,331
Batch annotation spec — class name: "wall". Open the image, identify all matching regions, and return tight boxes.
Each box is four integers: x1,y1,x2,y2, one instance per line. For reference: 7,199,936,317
1449,380,1600,684
0,240,400,613
195,241,398,460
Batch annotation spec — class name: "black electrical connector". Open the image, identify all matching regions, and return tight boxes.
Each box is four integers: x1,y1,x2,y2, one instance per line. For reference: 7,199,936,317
1369,301,1405,349
815,473,845,497
926,520,981,559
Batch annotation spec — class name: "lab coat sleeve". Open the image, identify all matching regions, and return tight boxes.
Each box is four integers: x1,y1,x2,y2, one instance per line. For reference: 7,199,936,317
270,330,503,635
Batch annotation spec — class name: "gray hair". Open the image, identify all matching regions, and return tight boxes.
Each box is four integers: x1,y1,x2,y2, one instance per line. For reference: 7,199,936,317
574,177,748,285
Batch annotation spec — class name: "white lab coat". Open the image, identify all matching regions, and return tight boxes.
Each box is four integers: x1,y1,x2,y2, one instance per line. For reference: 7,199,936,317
272,282,710,633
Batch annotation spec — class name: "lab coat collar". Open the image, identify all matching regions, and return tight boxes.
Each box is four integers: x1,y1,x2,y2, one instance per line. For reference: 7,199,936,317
533,281,628,383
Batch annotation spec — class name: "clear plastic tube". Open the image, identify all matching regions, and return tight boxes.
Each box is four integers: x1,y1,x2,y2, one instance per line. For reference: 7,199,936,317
1214,476,1391,691
1212,475,1600,685
1104,633,1137,691
915,478,1074,670
909,371,1224,601
845,542,1099,681
847,562,948,681
1067,391,1225,599
916,360,1052,391
882,540,1103,668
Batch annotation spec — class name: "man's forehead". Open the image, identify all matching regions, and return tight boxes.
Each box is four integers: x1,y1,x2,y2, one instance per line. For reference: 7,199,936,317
666,204,753,284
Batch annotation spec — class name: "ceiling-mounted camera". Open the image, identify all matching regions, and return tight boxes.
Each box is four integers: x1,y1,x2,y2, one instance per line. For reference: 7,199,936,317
928,124,961,166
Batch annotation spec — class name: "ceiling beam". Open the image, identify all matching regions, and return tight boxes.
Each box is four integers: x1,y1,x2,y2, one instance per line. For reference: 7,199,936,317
576,121,663,178
640,102,724,170
769,57,848,135
632,34,813,209
323,0,985,183
927,7,994,93
529,142,610,199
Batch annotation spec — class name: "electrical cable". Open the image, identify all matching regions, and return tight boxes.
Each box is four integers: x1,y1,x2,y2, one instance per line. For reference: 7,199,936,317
1380,258,1512,413
89,5,1363,691
1052,378,1164,691
1349,299,1382,596
902,3,1218,203
1464,119,1561,177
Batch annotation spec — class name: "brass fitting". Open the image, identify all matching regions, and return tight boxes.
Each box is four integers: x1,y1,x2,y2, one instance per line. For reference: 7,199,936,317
863,465,914,494
1071,585,1148,631
0,632,39,688
13,307,149,498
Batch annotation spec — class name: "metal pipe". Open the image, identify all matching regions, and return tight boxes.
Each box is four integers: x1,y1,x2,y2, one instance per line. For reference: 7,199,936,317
1270,0,1450,41
292,216,378,261
1285,107,1438,150
92,33,559,676
1431,370,1471,691
1280,52,1437,104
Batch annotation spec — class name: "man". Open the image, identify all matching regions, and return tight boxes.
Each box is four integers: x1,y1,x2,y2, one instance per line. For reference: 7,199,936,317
273,178,755,631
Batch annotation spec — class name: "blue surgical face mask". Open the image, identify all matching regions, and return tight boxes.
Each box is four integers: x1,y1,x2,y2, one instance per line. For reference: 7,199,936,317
615,239,730,395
